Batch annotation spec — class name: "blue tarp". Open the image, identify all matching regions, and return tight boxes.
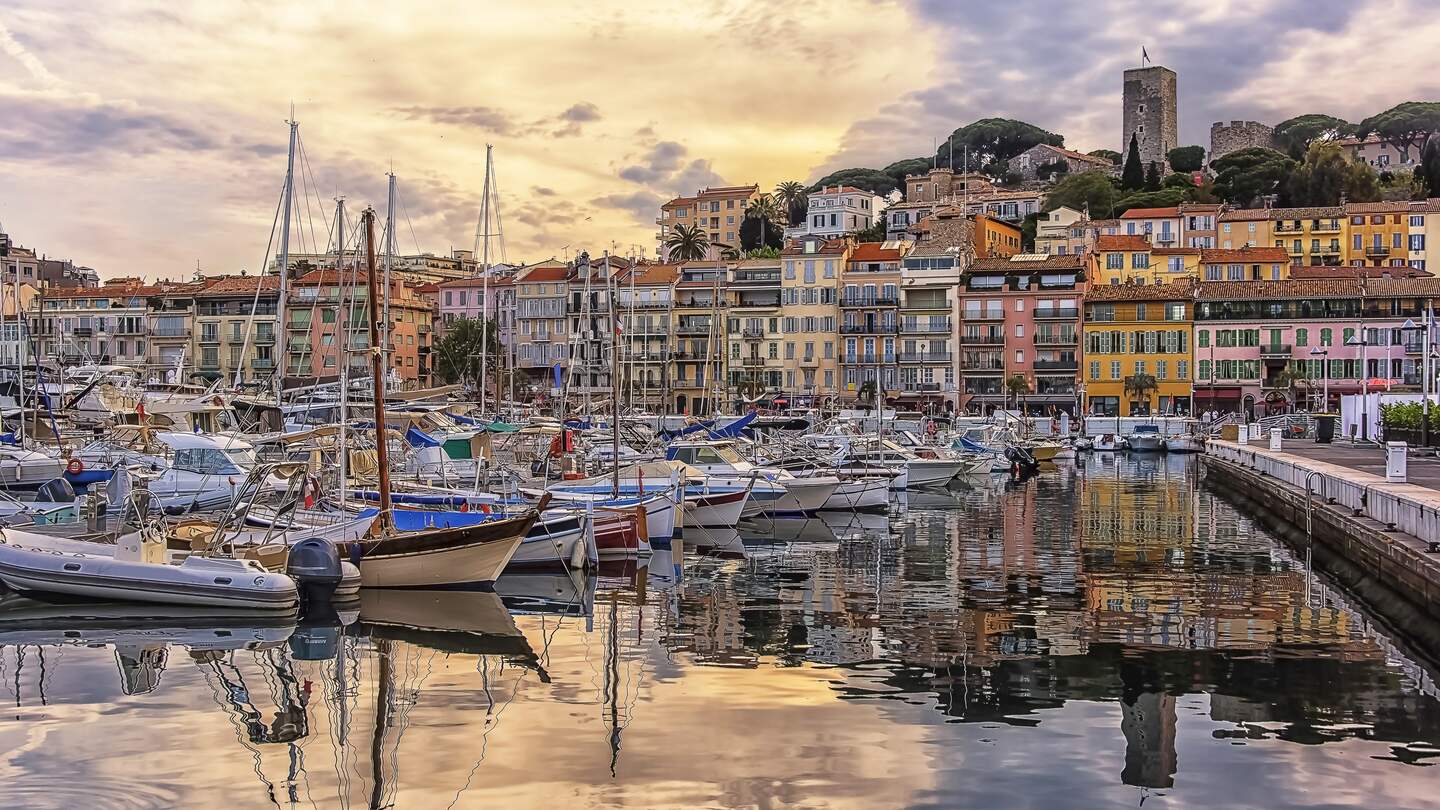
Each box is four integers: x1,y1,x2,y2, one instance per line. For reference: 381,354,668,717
0,433,16,446
660,418,716,440
956,436,993,454
391,509,505,531
404,426,441,448
711,411,757,438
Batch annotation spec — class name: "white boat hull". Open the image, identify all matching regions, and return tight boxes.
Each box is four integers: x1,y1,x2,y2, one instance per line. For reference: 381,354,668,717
510,517,588,568
685,490,749,528
1164,436,1203,453
357,534,522,589
821,478,889,510
903,460,962,488
1126,436,1165,453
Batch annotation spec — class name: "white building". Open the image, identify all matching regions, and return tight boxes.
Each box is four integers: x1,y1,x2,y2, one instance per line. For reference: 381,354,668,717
804,186,883,238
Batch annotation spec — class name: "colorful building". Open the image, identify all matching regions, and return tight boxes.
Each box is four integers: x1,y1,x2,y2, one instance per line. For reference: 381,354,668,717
656,184,759,260
839,242,905,400
513,262,570,398
195,275,279,385
1345,201,1411,269
971,213,1023,259
1199,247,1292,282
1083,282,1195,417
672,260,729,414
959,254,1086,414
779,236,847,405
728,259,785,401
287,269,433,388
618,263,677,411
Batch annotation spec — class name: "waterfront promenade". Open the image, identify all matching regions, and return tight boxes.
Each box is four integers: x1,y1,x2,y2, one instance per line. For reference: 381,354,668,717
1238,438,1440,492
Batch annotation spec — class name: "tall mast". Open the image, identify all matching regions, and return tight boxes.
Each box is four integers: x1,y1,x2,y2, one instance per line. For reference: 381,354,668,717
383,171,396,383
276,113,298,399
335,197,349,507
474,144,494,415
607,253,621,496
363,209,392,532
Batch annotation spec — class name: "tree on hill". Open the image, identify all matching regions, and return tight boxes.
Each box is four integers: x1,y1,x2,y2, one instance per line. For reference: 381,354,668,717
1166,145,1206,172
1357,101,1440,163
1420,133,1440,197
1285,141,1380,206
1144,162,1162,191
1273,114,1355,158
1088,149,1122,165
1121,134,1145,191
807,168,900,196
1210,147,1295,207
937,118,1064,167
853,216,887,242
1041,171,1120,219
1162,172,1196,190
882,157,932,186
774,181,808,227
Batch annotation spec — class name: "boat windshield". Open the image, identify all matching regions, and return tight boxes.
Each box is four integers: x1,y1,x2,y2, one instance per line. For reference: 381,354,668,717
173,447,246,475
713,445,747,465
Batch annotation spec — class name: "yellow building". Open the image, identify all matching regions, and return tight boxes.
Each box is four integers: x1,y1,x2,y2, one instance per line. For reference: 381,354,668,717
1218,206,1346,267
1092,235,1199,286
780,235,848,402
670,261,729,415
1345,201,1410,268
1083,282,1195,416
656,184,759,260
1199,247,1293,282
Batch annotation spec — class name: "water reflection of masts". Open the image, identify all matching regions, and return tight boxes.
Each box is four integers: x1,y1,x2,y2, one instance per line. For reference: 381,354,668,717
198,648,311,808
369,637,391,810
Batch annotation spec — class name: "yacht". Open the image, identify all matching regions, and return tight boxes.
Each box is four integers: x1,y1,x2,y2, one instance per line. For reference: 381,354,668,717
1126,424,1165,453
665,440,839,514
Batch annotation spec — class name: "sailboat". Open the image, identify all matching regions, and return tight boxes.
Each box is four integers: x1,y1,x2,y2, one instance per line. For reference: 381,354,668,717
340,209,542,588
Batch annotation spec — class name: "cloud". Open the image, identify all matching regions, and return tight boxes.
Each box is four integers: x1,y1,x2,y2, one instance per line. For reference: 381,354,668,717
393,104,524,136
0,91,221,163
552,101,602,137
0,17,62,90
531,185,557,197
592,191,662,221
618,140,690,184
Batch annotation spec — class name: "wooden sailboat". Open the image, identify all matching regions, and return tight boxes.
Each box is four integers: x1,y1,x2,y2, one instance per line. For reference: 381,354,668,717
344,209,543,588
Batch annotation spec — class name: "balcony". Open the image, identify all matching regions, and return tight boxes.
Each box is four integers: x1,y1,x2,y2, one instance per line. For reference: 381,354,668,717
840,296,900,308
253,333,276,345
1313,244,1342,256
899,382,942,393
1033,333,1077,347
1034,359,1079,371
899,352,952,363
199,332,221,344
843,354,883,364
962,309,1005,322
252,357,276,370
961,365,1004,375
901,298,952,311
964,383,1002,395
624,299,675,309
1035,382,1077,395
115,324,145,336
1259,343,1293,357
1312,221,1342,234
1367,245,1393,257
741,328,765,339
1274,222,1304,234
73,327,94,338
799,355,819,367
149,327,189,338
1150,232,1178,246
901,320,952,334
733,296,781,309
742,356,769,367
1033,307,1079,320
731,273,781,287
1286,244,1305,256
676,323,712,335
841,323,898,335
960,334,1004,345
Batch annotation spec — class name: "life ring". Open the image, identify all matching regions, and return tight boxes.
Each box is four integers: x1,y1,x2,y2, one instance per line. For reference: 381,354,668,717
66,459,84,475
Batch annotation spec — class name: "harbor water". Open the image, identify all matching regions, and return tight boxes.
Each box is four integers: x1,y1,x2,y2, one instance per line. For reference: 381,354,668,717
1,454,1437,809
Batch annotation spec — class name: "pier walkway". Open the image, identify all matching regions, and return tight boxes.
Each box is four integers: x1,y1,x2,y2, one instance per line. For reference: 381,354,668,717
1238,438,1440,492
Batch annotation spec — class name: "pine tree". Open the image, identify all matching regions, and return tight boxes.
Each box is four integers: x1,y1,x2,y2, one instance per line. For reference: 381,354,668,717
1144,162,1161,191
1121,133,1145,191
1421,133,1440,198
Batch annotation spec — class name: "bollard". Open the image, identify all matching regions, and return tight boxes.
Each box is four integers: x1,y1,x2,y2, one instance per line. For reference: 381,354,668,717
1270,428,1283,451
1386,442,1408,483
1237,424,1249,444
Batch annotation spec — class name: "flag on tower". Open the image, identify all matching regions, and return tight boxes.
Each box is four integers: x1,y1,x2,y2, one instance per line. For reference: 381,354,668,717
1142,46,1150,66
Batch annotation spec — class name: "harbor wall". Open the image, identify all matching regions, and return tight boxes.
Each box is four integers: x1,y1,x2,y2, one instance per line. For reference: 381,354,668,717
1201,443,1440,629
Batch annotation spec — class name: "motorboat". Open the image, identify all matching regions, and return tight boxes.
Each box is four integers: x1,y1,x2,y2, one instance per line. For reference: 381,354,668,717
0,445,66,492
665,440,839,514
1164,432,1204,453
0,526,299,610
1092,432,1123,452
1125,424,1165,453
73,428,273,511
819,476,890,511
388,507,594,569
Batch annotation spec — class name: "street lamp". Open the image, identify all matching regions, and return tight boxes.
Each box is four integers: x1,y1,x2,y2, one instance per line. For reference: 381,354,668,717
1346,333,1371,441
1402,316,1433,447
1310,346,1329,412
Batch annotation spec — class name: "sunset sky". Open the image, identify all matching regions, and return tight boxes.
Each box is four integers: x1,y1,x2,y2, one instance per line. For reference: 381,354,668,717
4,0,1440,279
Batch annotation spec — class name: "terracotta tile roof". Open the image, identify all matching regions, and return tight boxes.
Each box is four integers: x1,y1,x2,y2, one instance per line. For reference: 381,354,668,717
848,242,902,262
1219,205,1345,221
1119,207,1180,219
662,196,697,208
517,265,569,283
969,254,1086,273
1086,280,1195,301
1095,234,1152,252
1200,247,1291,264
1151,247,1201,255
196,275,281,297
1290,265,1435,280
627,264,680,285
1197,278,1361,300
812,185,869,195
1032,144,1113,166
414,283,441,294
1177,203,1223,213
780,238,848,256
1359,277,1440,296
1083,218,1122,229
1345,201,1410,214
44,279,204,299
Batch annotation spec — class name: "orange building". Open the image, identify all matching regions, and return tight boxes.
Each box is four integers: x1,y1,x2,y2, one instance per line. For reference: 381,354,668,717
971,213,1023,258
1345,201,1410,269
285,269,435,388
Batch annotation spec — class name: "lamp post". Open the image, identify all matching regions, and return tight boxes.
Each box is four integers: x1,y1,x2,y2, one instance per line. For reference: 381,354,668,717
1310,346,1329,412
1402,315,1433,447
1346,333,1370,441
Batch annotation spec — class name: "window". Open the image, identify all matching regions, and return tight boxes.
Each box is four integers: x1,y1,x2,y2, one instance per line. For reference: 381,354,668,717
1106,253,1123,269
1156,360,1168,380
1321,328,1332,347
1014,323,1024,337
1227,264,1243,281
1132,253,1149,269
1205,265,1221,281
1177,360,1188,380
1296,328,1308,347
1110,361,1121,380
1198,359,1211,381
1089,361,1100,380
1197,330,1209,348
1015,350,1024,364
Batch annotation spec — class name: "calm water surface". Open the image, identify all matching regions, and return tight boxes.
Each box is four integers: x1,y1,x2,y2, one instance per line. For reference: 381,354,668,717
1,455,1438,809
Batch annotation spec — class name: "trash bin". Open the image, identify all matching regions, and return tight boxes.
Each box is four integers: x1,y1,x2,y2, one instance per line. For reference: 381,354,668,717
1314,413,1336,444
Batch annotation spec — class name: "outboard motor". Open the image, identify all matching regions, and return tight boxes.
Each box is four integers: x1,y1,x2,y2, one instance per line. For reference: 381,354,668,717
35,477,75,505
1004,445,1040,475
286,538,343,605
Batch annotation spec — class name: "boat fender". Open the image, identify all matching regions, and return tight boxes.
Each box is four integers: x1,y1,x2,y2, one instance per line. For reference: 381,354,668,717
66,458,84,475
459,501,469,512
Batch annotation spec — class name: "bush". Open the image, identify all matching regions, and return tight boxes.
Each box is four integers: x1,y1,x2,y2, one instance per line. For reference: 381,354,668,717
1380,401,1440,430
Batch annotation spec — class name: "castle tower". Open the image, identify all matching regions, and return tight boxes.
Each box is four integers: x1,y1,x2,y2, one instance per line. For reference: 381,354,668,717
1122,66,1178,169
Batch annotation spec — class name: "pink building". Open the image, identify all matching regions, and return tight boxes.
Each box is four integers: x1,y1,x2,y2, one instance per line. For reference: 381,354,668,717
960,254,1086,414
1194,277,1440,419
435,274,516,348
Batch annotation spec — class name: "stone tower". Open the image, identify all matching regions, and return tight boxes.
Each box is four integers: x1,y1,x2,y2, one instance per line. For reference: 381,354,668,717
1122,66,1178,169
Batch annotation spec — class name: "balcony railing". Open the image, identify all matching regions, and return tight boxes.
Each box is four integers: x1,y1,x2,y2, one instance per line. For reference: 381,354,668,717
149,327,189,338
899,382,942,393
1367,245,1392,256
199,333,220,344
733,297,781,309
253,333,276,345
741,328,765,338
742,356,768,367
676,323,712,335
841,323,898,335
252,358,276,369
840,296,900,308
962,309,1005,322
901,298,952,311
1033,307,1079,319
899,352,952,363
1259,343,1293,357
900,321,952,334
1312,222,1342,234
1033,360,1078,371
1274,223,1304,233
1033,333,1078,346
960,334,1004,345
843,354,887,364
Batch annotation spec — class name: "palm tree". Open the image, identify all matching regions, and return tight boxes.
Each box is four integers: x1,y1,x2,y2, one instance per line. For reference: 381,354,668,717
774,180,808,227
1123,373,1158,415
664,223,710,262
1005,373,1030,414
1268,364,1311,412
746,193,780,224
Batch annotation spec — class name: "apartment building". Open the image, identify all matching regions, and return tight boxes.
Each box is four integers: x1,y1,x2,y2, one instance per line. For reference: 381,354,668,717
274,250,469,285
1093,235,1200,286
618,263,677,410
194,275,280,385
971,213,1023,259
565,254,628,400
959,254,1086,414
1083,283,1194,417
1034,206,1086,255
671,261,728,414
145,281,204,381
656,185,759,259
1345,201,1411,269
286,270,433,388
34,280,152,369
779,237,847,404
727,259,785,401
900,217,966,408
803,186,883,238
839,243,905,400
1118,207,1184,247
1178,203,1221,248
887,169,996,239
1199,247,1291,282
513,262,569,397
